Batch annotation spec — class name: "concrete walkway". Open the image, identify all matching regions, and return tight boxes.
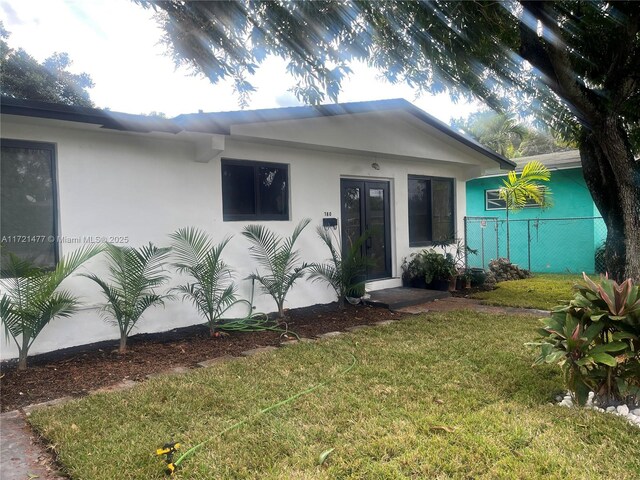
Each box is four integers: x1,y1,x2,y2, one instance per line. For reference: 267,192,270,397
0,297,548,479
367,287,450,310
1,410,65,480
394,296,549,316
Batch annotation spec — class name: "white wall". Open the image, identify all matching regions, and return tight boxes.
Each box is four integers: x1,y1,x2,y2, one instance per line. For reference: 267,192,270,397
1,114,476,359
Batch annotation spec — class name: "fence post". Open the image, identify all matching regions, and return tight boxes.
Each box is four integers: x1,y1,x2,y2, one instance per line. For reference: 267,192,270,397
464,217,468,269
481,225,485,268
527,219,531,271
496,220,499,260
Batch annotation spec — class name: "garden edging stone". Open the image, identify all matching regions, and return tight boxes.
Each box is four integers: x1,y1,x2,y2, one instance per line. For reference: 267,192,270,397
240,346,278,357
145,366,190,379
316,331,343,339
22,396,73,416
196,356,240,368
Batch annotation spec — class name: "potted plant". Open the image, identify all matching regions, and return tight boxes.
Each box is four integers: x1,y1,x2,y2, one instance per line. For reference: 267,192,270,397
456,268,472,290
462,269,473,289
421,250,455,291
470,268,487,287
401,251,428,289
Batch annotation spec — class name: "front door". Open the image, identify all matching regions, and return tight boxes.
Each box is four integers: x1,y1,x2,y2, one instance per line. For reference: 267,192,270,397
340,179,391,280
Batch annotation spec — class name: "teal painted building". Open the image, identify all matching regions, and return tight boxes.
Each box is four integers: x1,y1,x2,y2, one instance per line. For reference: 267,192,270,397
465,150,606,273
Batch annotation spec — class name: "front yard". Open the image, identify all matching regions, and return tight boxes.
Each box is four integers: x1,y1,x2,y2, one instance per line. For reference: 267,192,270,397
472,274,581,310
30,310,640,479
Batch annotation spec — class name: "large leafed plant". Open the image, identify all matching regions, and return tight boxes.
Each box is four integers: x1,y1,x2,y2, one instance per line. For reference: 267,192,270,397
242,219,310,318
499,161,551,260
170,227,242,336
309,227,372,308
84,243,172,353
1,245,103,370
532,273,640,405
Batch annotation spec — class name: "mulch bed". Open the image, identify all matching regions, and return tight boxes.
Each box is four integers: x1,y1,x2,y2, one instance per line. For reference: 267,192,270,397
1,302,404,412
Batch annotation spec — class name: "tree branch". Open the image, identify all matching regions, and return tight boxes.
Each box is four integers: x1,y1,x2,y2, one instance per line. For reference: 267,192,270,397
519,1,600,128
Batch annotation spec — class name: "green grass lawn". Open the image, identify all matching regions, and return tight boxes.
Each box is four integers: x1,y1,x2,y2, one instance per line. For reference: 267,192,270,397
472,274,583,310
30,311,640,479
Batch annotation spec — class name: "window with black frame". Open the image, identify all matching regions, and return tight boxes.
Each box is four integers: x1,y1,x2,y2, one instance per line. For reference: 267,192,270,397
408,175,455,246
1,139,58,271
221,159,289,221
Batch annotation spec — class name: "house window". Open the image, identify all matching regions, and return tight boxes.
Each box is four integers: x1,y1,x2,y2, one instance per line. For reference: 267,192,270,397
408,175,455,246
485,189,544,210
221,159,289,221
1,139,58,271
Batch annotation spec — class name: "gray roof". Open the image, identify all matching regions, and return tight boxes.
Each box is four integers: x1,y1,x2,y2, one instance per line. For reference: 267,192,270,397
1,96,515,169
480,149,581,177
512,150,581,169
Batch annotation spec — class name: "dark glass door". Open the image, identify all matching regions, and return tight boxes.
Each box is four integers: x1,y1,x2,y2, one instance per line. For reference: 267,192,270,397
340,179,391,280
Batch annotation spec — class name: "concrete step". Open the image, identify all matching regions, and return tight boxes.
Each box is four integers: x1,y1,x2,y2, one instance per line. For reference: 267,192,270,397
367,287,450,310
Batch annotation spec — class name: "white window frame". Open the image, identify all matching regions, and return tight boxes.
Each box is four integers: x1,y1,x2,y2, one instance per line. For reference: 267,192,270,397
485,189,544,211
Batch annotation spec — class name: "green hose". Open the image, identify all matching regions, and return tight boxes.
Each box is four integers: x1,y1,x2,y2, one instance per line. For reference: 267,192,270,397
215,279,299,339
217,315,300,340
172,352,357,470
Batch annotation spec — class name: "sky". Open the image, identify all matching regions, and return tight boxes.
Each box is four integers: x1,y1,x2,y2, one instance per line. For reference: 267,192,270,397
0,0,482,122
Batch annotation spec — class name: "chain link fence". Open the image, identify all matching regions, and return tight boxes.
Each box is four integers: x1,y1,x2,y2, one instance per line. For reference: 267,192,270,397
464,216,607,274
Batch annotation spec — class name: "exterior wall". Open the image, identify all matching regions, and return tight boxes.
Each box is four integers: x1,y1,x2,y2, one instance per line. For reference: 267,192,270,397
1,116,471,359
465,168,604,273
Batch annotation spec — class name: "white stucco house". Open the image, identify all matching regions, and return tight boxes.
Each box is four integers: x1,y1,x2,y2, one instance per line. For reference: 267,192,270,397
0,97,513,359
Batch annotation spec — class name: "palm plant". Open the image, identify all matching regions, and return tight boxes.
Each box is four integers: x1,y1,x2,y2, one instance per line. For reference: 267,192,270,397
309,227,372,308
242,218,311,318
170,227,241,336
83,243,171,353
499,160,552,260
0,245,102,370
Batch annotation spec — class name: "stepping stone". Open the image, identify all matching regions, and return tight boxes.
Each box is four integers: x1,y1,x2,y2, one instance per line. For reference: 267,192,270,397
316,331,343,339
345,325,371,332
196,356,239,368
22,396,73,415
240,346,278,357
145,366,190,379
373,320,397,326
89,379,137,395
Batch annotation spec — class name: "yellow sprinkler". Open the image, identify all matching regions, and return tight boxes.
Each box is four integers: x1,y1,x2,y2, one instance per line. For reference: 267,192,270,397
156,441,180,475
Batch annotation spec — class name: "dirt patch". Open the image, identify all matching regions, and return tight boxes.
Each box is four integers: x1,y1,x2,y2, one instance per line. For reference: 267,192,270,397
1,302,403,412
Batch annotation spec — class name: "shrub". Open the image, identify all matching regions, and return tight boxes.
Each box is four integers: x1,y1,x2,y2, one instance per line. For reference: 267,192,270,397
170,228,242,336
84,243,172,353
401,251,429,288
423,250,456,285
401,249,455,289
0,245,102,369
242,219,311,318
532,273,640,405
308,227,371,308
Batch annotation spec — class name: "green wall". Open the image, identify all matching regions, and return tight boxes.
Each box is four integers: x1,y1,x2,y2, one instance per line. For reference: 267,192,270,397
465,168,605,273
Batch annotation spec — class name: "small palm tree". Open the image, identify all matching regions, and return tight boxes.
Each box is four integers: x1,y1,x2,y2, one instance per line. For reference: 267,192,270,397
170,227,241,336
242,219,311,318
0,245,103,370
499,160,552,260
308,227,372,309
83,243,171,353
